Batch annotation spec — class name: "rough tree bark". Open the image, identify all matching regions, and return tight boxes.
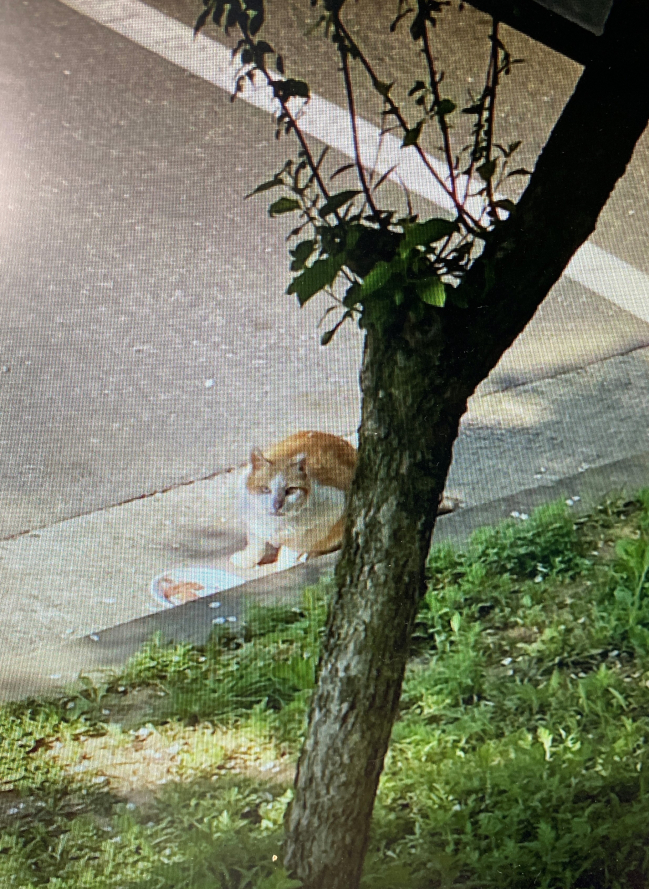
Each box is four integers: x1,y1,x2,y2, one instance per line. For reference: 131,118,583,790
284,1,649,886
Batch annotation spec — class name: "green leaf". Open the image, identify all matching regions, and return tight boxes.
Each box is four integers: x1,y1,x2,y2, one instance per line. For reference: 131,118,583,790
390,7,414,32
477,159,497,182
360,261,392,297
417,277,446,307
446,282,467,308
359,292,395,331
410,9,426,41
402,218,457,250
343,282,362,308
408,80,426,97
436,98,456,116
401,120,424,148
273,78,310,101
319,190,361,218
249,9,265,35
193,7,210,35
245,177,283,199
289,239,316,271
268,197,301,217
330,163,356,181
287,255,343,306
374,79,394,98
320,310,353,346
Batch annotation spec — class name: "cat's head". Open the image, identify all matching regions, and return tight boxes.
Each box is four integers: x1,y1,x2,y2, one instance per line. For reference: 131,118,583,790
246,447,311,517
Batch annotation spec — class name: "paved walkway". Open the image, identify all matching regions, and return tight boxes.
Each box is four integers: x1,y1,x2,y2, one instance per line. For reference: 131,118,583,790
5,448,649,702
3,337,649,666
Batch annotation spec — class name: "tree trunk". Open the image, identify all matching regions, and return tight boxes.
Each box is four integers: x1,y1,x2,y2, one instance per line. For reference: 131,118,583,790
284,2,649,886
284,318,471,887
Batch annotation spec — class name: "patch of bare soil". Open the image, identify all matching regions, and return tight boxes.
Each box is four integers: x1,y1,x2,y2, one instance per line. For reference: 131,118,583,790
46,717,295,806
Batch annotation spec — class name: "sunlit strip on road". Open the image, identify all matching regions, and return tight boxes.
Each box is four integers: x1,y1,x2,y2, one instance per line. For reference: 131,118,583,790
59,0,649,324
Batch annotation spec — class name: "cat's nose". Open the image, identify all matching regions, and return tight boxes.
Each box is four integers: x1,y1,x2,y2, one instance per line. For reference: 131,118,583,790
271,496,285,514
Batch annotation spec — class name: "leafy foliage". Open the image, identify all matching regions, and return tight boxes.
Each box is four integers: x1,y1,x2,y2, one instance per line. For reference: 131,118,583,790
195,0,528,340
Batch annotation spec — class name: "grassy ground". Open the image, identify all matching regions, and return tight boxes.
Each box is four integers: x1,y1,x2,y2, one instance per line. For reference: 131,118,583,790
4,493,649,887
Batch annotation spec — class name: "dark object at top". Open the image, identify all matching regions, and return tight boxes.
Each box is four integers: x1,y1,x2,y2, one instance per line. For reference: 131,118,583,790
465,0,614,64
535,0,613,34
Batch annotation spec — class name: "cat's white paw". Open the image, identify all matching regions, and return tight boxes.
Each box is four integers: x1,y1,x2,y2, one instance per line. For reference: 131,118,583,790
275,547,304,570
230,549,263,570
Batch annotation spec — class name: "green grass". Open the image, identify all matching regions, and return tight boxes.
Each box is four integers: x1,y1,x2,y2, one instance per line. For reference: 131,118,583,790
4,493,649,886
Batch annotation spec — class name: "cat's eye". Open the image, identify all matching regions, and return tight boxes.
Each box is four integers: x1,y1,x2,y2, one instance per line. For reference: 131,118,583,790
286,487,301,496
260,486,271,494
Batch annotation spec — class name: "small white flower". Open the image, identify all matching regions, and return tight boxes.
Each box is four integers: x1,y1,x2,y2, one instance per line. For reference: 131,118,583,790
135,726,153,740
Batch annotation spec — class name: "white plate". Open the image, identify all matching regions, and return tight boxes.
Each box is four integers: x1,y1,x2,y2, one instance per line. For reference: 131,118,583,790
151,566,244,608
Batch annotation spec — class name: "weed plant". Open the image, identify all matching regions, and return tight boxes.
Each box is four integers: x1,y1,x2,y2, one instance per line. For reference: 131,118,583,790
3,495,649,886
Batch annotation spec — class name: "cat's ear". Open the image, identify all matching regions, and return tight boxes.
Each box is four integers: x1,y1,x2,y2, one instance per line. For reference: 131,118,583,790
291,453,308,474
250,447,269,471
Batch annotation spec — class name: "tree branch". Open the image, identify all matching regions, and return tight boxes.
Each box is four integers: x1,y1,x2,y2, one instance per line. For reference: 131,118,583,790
483,20,500,218
337,41,381,221
448,0,649,391
419,0,459,209
334,15,483,233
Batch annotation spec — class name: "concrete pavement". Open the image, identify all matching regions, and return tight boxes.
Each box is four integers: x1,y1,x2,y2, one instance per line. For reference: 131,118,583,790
6,446,649,702
3,339,649,675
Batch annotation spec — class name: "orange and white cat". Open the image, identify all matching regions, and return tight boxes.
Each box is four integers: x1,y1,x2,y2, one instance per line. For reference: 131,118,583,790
231,430,356,570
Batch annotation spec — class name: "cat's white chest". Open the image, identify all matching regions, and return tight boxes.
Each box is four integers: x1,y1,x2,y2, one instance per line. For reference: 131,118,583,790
239,476,346,550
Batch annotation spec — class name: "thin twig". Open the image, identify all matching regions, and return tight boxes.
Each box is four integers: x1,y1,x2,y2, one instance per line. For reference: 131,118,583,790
244,57,342,222
338,42,381,221
484,20,501,217
462,44,493,206
419,1,459,208
334,15,483,233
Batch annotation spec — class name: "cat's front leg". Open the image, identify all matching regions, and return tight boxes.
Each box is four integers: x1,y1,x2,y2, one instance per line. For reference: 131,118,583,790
274,546,308,570
230,535,272,570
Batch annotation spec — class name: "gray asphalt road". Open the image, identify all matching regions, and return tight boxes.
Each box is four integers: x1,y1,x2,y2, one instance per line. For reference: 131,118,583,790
0,0,364,536
1,0,649,540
